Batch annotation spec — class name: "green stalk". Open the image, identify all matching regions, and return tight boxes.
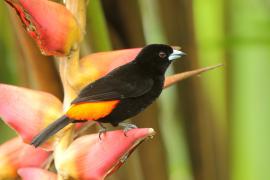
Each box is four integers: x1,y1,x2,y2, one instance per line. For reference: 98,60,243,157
193,0,226,127
138,0,192,179
0,2,19,85
193,0,228,179
138,0,166,43
228,0,270,179
55,1,87,178
87,0,112,51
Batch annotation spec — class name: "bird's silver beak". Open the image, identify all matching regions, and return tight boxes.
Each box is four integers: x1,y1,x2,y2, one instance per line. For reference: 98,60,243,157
169,49,186,61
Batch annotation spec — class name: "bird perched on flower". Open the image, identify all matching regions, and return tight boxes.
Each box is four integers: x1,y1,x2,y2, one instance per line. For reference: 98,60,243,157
31,44,185,147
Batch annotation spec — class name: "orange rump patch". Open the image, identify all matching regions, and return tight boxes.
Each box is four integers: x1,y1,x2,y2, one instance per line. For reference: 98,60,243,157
66,100,119,121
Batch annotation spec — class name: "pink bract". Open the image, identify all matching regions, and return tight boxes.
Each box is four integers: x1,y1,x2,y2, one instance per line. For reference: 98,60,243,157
57,128,155,179
0,84,62,150
5,0,81,56
0,137,50,179
18,168,57,180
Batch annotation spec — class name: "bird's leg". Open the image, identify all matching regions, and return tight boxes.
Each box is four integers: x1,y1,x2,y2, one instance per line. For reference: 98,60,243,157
96,122,107,140
119,122,138,137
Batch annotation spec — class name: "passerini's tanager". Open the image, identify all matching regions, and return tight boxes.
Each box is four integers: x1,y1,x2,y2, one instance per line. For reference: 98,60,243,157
31,44,185,147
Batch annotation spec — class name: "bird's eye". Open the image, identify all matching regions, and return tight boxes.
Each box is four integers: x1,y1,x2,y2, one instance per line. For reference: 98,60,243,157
159,52,167,58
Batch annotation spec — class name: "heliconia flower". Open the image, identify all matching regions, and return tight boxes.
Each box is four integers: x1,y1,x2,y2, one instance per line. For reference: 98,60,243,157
67,48,142,91
80,48,141,78
0,84,63,150
5,0,81,56
56,128,155,180
18,168,57,180
0,137,50,179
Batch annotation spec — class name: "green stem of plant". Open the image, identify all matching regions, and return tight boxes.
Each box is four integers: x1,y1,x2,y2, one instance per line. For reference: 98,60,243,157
229,0,270,179
193,0,227,134
87,0,112,52
0,3,19,85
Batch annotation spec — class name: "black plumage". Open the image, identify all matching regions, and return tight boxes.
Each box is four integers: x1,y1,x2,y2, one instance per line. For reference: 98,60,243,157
72,44,178,126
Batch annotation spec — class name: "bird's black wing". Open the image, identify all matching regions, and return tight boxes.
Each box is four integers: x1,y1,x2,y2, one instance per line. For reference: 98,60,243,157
71,70,153,104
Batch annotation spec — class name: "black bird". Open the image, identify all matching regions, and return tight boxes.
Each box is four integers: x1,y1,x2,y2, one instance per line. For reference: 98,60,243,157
31,44,185,147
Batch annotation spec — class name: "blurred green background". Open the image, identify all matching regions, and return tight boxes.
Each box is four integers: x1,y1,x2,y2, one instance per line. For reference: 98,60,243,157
0,0,270,180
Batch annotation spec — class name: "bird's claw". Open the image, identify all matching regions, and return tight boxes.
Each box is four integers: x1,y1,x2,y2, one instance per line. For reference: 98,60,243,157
120,123,138,137
98,128,107,140
97,122,107,140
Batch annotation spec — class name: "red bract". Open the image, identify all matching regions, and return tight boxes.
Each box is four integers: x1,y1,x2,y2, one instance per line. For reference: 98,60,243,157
5,0,81,56
57,128,155,179
66,48,141,93
0,137,50,179
80,48,141,82
18,168,57,180
0,84,62,150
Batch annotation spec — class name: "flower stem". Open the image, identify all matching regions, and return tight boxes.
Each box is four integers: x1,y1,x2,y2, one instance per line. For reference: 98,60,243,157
65,0,86,32
55,1,87,178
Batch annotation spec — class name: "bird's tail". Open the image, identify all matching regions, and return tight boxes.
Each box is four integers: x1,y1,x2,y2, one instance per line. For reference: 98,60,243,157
31,115,72,148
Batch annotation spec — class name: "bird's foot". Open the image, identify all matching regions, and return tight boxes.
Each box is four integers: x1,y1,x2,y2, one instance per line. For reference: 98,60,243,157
98,128,107,140
97,122,107,140
119,122,138,137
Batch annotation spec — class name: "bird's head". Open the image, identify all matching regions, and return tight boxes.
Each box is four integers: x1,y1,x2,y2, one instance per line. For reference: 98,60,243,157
135,44,185,74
